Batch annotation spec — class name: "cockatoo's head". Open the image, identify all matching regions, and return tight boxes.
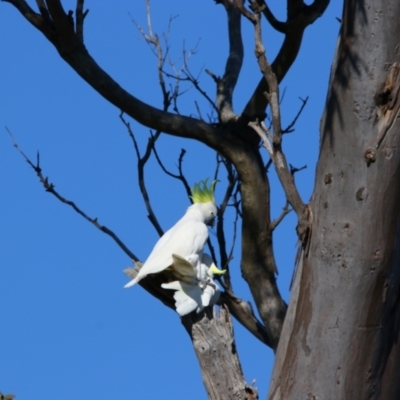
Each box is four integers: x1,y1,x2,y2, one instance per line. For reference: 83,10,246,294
191,179,218,226
191,201,217,226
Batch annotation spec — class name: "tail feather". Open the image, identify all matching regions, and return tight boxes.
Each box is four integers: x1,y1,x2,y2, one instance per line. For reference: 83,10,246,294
124,277,140,288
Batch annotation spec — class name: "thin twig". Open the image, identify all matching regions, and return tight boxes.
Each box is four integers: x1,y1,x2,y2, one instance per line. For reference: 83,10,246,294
290,164,307,175
282,96,308,134
119,113,164,237
152,146,191,199
75,0,88,43
270,200,292,230
227,204,239,265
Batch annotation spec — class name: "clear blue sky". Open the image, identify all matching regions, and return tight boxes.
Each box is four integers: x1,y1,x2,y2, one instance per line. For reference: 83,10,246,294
0,1,342,399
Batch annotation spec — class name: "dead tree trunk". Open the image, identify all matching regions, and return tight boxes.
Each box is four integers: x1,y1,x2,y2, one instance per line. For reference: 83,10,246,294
269,1,400,398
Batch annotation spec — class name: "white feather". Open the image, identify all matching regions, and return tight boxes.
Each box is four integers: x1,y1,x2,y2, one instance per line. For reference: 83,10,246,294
162,253,224,316
124,202,216,288
162,280,203,316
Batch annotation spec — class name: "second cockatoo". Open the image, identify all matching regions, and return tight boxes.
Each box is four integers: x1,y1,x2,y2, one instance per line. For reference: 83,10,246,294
124,180,217,288
161,253,226,316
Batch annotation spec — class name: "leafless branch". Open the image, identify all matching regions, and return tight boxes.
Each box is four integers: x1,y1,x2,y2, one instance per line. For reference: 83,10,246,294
152,146,191,199
215,157,238,289
270,200,292,230
265,158,273,172
7,127,139,262
75,0,88,43
242,0,330,118
119,113,164,237
220,291,272,347
131,6,172,111
246,11,306,224
260,1,286,32
290,163,307,175
233,0,257,24
212,0,244,122
250,120,305,217
162,62,218,115
227,203,239,263
282,96,308,134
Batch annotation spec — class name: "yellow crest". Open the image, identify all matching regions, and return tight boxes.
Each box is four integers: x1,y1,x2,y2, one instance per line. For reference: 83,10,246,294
191,179,217,204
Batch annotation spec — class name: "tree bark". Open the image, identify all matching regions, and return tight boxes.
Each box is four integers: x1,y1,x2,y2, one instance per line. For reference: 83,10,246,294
182,307,258,400
269,1,400,398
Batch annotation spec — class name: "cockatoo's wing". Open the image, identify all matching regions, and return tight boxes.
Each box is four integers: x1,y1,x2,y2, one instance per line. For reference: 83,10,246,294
162,281,203,316
170,254,198,284
124,217,208,288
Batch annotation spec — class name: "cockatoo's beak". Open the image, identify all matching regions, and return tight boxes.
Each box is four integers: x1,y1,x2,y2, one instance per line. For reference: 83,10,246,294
207,217,216,227
208,264,226,277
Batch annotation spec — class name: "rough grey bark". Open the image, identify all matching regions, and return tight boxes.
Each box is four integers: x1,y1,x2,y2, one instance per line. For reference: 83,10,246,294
269,1,400,398
182,308,258,400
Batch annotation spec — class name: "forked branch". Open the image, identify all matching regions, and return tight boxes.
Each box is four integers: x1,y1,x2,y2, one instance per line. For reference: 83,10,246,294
213,0,244,122
120,113,164,237
247,10,306,221
242,0,330,118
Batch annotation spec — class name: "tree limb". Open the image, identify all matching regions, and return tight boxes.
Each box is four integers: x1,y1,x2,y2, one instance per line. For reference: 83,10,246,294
270,200,291,231
214,0,244,122
242,0,330,118
247,10,306,221
120,113,164,237
282,96,308,134
7,128,140,262
181,307,259,400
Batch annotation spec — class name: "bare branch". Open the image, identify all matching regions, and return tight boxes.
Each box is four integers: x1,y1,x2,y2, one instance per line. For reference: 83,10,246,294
270,201,292,230
282,96,308,134
152,146,191,200
6,0,237,155
233,0,257,24
7,128,139,262
290,163,307,175
75,0,89,43
250,120,305,220
181,67,218,115
246,11,306,225
261,1,286,32
220,291,271,347
242,0,330,118
131,7,172,111
213,0,244,122
227,201,239,262
215,157,238,289
119,113,164,237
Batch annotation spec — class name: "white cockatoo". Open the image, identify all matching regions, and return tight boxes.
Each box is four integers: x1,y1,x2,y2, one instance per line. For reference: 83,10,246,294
124,180,217,288
161,253,226,316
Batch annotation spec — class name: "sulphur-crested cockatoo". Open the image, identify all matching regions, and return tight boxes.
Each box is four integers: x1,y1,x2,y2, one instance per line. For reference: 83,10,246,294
161,253,226,316
124,180,217,288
